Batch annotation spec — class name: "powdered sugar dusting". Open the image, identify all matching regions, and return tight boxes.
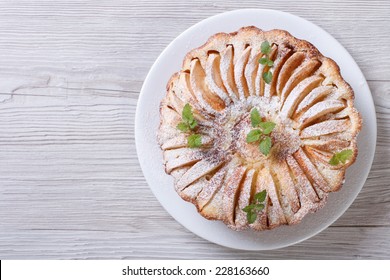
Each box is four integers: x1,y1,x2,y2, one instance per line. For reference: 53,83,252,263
157,27,361,231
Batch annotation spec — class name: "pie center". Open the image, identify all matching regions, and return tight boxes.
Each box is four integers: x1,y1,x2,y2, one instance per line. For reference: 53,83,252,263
215,100,301,164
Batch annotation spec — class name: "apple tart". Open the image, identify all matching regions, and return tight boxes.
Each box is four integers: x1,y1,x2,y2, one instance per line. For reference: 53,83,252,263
157,26,361,230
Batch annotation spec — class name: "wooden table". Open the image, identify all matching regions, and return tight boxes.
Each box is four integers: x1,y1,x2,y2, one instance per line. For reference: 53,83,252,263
0,0,389,259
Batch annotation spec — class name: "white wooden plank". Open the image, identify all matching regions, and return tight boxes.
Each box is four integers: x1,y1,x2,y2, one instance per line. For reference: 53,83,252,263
0,82,388,232
0,0,389,259
0,0,389,82
0,227,389,259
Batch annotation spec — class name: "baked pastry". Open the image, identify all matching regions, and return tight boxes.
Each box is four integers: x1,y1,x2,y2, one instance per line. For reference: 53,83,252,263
157,26,361,230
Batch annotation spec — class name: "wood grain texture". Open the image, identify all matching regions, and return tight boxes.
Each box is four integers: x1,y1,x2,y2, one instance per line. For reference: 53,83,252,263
0,0,389,259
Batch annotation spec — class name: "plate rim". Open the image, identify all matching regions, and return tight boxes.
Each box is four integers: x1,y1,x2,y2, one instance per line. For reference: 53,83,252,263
135,8,377,251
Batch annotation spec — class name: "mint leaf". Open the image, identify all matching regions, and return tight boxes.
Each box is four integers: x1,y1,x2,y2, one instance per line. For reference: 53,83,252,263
338,149,353,164
259,57,274,67
247,212,257,224
329,149,353,165
177,122,190,132
189,119,198,129
242,205,255,213
259,57,268,65
259,136,272,156
243,190,267,224
182,103,193,123
261,41,271,55
188,134,202,148
254,190,267,203
250,108,262,127
246,129,262,143
263,71,273,84
177,104,201,147
259,121,276,134
253,204,265,211
329,156,339,166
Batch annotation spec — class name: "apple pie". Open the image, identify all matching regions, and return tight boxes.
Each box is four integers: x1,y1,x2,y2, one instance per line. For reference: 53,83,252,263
157,26,361,230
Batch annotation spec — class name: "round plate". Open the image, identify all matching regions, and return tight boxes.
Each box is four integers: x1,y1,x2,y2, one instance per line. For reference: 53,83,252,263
135,9,376,250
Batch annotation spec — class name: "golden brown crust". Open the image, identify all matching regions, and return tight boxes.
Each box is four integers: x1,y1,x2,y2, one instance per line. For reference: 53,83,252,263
158,26,362,231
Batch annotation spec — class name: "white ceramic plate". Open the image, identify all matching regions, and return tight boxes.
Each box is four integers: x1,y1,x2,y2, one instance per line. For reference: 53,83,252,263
135,9,376,250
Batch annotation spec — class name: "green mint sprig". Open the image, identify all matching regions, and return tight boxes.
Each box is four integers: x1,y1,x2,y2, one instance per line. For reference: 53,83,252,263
176,103,202,148
242,190,267,224
188,134,202,148
259,41,274,84
177,104,197,132
246,108,276,156
329,149,353,166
